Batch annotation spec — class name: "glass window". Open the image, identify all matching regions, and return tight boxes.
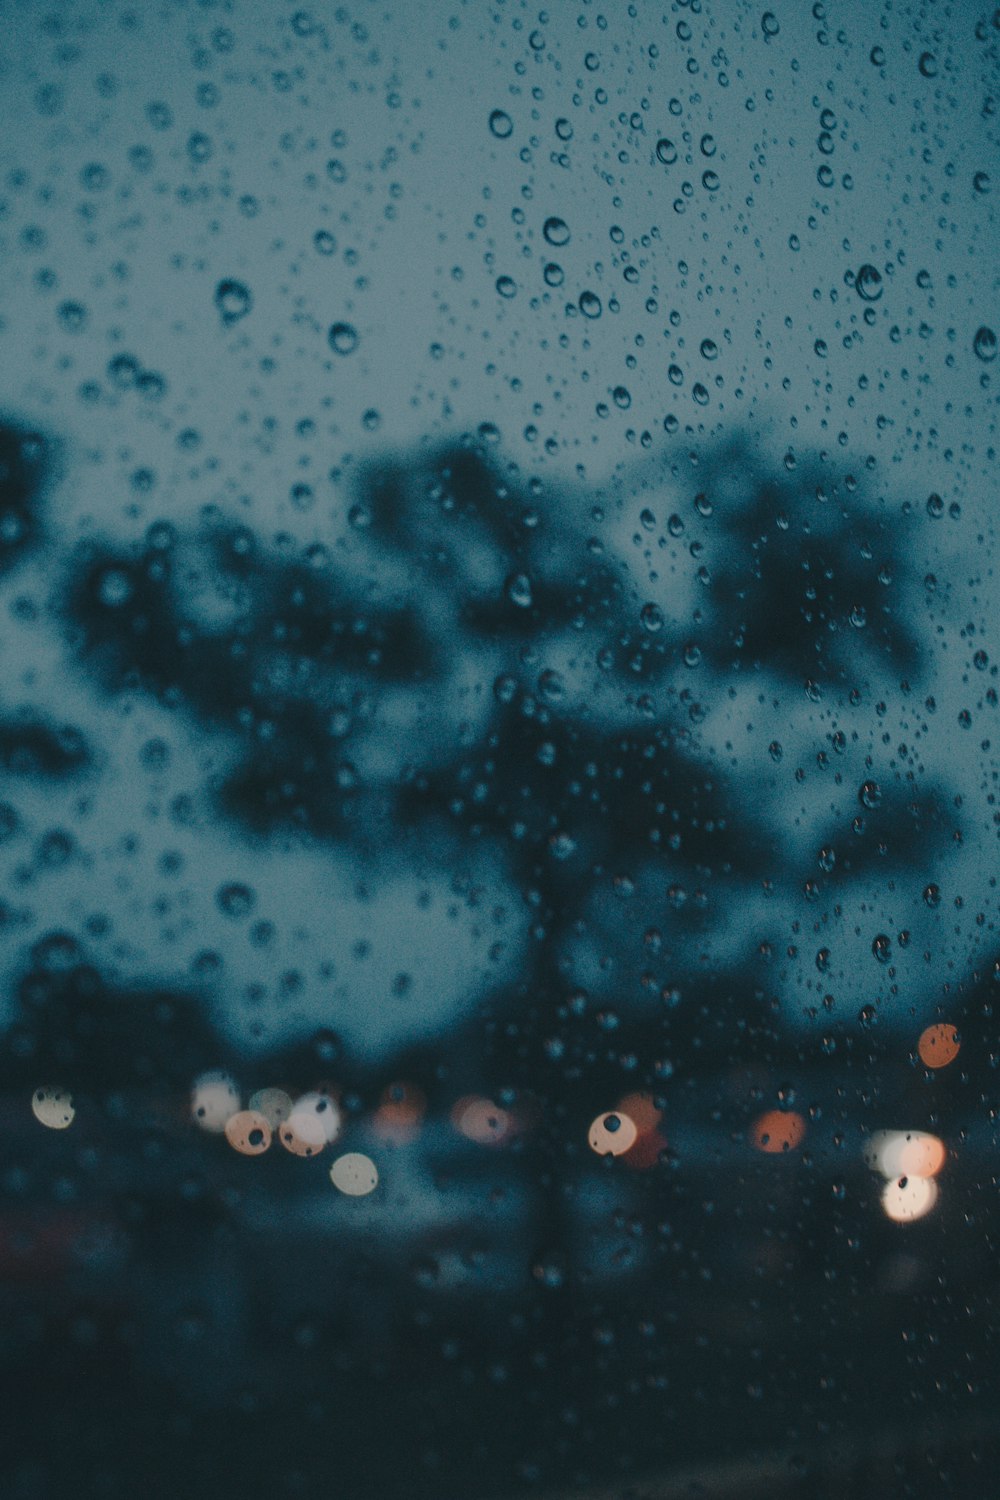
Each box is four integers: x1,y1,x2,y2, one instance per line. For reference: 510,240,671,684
1,3,997,1496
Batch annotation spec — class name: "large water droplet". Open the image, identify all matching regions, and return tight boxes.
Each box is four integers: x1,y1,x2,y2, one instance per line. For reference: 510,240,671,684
855,264,883,301
543,216,570,246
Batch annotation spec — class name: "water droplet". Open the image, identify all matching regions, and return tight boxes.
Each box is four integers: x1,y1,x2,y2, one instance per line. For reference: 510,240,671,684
505,572,533,608
58,301,87,332
923,883,941,907
98,568,133,607
918,51,937,78
974,325,997,362
859,779,882,809
489,109,513,139
655,138,677,165
872,933,892,964
579,290,602,319
761,11,780,37
496,275,517,299
855,264,883,302
328,321,358,355
543,216,570,246
217,882,255,918
215,278,252,324
640,602,664,633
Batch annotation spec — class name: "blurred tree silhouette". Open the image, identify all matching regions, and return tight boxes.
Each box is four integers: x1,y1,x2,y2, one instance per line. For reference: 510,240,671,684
0,411,970,1133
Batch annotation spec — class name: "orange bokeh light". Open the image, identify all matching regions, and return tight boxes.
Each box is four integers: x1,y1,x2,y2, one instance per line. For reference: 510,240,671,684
452,1096,514,1146
751,1109,806,1155
224,1109,272,1156
373,1081,426,1142
917,1023,960,1069
898,1133,946,1179
616,1092,665,1169
617,1092,662,1134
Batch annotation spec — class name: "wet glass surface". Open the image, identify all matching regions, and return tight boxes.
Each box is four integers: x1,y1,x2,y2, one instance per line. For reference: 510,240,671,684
0,3,998,1496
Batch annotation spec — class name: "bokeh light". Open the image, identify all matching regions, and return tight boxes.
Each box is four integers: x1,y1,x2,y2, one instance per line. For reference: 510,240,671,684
452,1096,514,1146
882,1175,938,1223
190,1071,241,1132
614,1092,665,1168
917,1023,961,1069
330,1152,379,1196
373,1081,426,1142
750,1109,806,1154
866,1130,946,1180
588,1111,638,1157
30,1085,75,1130
224,1109,273,1156
279,1091,342,1156
248,1087,293,1128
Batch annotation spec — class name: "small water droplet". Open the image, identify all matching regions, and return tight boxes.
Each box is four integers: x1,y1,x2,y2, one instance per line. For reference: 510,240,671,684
215,278,252,325
505,572,533,608
217,882,255,919
974,325,997,362
872,933,892,964
328,321,358,355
